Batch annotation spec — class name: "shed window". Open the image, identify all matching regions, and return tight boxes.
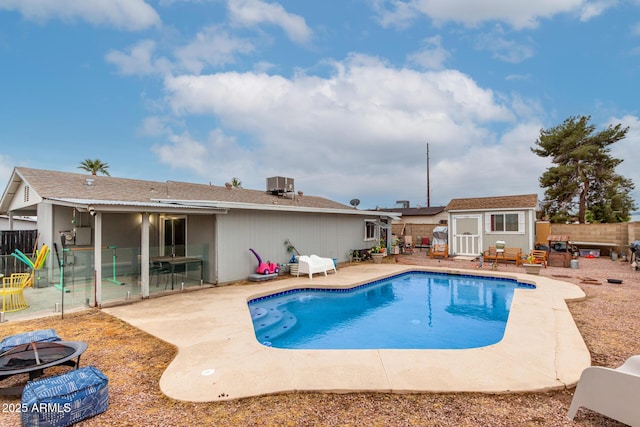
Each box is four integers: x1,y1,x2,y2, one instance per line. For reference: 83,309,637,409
486,212,525,233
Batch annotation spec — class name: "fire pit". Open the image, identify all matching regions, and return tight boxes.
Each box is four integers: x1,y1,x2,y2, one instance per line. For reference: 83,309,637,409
0,341,87,395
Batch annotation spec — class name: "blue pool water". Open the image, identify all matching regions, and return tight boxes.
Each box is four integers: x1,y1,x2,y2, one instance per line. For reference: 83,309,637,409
248,271,535,350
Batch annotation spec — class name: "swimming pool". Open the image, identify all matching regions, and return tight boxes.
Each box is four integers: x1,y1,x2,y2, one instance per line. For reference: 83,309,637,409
106,264,590,401
248,271,535,350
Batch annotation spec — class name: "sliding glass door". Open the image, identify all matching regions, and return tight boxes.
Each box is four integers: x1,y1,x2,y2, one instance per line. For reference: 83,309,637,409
162,217,186,256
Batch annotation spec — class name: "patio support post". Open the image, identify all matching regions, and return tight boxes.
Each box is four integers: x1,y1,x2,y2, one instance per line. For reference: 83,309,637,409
141,213,150,298
94,212,102,307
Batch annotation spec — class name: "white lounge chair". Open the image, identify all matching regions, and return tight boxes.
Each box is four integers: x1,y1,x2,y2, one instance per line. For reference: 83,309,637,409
567,355,640,425
297,255,336,279
310,255,336,275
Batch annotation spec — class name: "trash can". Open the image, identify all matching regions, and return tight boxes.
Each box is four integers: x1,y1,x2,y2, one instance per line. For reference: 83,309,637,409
34,268,49,288
570,259,579,269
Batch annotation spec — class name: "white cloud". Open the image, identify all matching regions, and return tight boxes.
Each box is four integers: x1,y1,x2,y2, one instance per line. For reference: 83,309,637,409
139,116,171,137
475,26,536,63
406,35,450,69
227,0,312,44
105,40,173,76
430,121,549,201
0,0,161,31
152,54,545,206
371,0,419,29
106,27,255,76
579,0,617,21
174,25,255,74
372,0,585,30
151,128,255,181
608,114,640,202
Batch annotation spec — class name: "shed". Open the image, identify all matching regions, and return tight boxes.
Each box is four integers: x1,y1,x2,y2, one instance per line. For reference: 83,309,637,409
445,194,539,257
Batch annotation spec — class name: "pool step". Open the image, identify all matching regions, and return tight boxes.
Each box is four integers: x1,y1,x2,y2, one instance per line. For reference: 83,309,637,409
250,305,297,344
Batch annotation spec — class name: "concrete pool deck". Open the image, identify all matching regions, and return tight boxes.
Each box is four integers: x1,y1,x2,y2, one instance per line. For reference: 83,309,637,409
103,264,590,402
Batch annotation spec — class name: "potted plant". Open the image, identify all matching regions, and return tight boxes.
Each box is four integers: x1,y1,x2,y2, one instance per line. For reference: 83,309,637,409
370,244,385,264
284,239,301,275
390,239,400,255
522,254,543,275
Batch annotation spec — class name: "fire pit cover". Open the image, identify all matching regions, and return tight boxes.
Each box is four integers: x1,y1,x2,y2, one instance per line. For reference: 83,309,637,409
0,329,61,353
0,341,87,375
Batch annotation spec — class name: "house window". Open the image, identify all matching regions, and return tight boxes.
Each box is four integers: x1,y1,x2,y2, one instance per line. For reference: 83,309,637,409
488,213,522,233
364,220,378,241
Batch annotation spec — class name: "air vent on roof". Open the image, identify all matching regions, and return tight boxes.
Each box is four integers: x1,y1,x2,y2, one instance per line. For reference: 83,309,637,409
266,176,294,195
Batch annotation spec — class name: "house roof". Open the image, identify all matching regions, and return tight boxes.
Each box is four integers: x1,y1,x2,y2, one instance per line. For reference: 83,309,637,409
2,167,396,218
384,206,446,217
446,194,538,212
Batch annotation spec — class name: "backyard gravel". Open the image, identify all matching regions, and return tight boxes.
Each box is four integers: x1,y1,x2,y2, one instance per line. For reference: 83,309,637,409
1,253,638,426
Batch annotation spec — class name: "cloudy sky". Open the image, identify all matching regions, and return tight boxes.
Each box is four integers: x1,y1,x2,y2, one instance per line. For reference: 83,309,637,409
1,0,639,209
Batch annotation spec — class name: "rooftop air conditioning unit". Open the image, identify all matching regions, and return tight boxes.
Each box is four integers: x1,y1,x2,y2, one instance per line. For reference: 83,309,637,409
266,176,294,195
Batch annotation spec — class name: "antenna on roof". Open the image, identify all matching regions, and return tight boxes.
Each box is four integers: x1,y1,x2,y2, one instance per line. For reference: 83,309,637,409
349,199,360,208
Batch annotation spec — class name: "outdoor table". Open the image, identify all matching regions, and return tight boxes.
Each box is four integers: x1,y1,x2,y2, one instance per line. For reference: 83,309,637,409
151,256,204,289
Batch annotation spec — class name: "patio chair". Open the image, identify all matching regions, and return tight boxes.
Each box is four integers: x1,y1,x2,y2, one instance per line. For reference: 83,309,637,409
0,272,33,312
415,237,430,252
430,244,448,259
528,250,548,267
297,255,332,279
567,355,640,425
310,255,336,275
150,261,171,289
2,272,33,288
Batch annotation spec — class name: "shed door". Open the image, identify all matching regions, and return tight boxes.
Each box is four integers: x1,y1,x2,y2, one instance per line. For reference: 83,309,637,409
452,215,481,256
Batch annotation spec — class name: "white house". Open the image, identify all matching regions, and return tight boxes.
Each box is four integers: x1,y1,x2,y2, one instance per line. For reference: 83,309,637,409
0,167,398,308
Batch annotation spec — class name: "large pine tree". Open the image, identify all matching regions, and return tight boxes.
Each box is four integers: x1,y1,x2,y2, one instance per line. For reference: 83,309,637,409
532,115,635,223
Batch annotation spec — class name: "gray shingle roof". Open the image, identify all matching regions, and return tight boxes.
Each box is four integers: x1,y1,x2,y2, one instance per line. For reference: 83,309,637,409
14,167,351,210
446,194,538,211
384,206,446,216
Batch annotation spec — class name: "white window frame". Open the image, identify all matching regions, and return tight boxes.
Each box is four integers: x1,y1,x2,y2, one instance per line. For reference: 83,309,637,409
485,211,525,234
364,219,379,242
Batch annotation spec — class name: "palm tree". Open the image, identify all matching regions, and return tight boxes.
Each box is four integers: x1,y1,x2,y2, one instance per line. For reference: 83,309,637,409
78,159,110,176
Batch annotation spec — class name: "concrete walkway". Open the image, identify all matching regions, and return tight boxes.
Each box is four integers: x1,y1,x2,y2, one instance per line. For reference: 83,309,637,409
103,264,590,402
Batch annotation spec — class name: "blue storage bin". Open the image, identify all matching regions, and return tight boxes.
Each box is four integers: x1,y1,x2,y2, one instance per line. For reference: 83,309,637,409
21,365,108,427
